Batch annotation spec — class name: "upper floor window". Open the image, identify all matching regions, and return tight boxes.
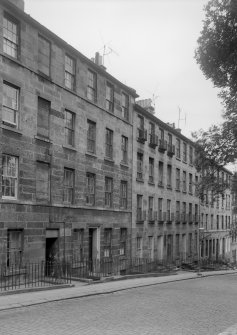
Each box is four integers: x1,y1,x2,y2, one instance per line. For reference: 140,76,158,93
189,173,193,194
176,138,181,159
122,93,129,120
105,128,113,159
3,82,19,127
105,177,113,207
149,122,155,136
37,97,50,138
65,55,75,90
2,154,18,199
63,168,74,204
137,152,143,180
158,161,164,186
86,172,95,205
160,128,164,141
65,110,75,147
121,136,128,164
3,14,18,59
149,157,154,183
183,142,187,162
38,35,50,77
137,115,144,130
87,120,96,154
183,171,187,192
36,161,50,203
137,194,143,221
189,146,193,165
106,83,114,112
87,70,97,102
176,168,180,191
168,133,172,145
120,180,128,209
167,164,172,188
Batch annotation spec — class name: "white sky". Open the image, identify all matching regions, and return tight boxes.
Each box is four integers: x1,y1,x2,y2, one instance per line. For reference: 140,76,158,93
24,0,224,139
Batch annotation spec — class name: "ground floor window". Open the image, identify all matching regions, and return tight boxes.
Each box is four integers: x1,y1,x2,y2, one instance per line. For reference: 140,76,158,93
104,228,112,258
119,228,127,256
136,236,143,257
73,229,84,260
7,229,23,267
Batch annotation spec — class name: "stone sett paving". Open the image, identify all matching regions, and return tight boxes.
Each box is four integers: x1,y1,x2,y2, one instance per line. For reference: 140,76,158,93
1,275,237,335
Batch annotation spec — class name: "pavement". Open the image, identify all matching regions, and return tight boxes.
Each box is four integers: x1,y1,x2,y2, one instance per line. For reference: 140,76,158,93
0,268,237,313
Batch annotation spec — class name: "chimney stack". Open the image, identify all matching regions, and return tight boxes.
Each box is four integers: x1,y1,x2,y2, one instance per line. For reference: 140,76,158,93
8,0,25,11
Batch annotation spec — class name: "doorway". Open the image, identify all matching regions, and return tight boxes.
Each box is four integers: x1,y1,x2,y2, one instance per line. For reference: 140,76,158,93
46,237,58,263
88,228,100,272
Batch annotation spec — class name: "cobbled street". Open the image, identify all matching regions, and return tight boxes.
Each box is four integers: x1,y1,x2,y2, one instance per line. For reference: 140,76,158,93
1,274,237,335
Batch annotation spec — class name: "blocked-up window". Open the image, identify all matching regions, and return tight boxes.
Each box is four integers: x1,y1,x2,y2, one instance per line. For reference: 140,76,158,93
3,82,19,127
37,97,50,138
3,14,18,58
36,162,50,202
38,35,50,76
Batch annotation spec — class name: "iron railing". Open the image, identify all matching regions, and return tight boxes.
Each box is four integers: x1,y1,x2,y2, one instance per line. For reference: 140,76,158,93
0,261,71,292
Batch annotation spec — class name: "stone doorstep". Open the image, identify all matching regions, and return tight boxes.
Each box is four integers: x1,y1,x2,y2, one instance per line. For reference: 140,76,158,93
0,283,74,296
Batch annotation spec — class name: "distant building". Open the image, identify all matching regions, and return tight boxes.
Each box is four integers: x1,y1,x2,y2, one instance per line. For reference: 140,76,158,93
132,103,232,263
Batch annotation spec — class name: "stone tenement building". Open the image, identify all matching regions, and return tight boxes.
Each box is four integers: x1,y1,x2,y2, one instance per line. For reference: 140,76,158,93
0,0,138,265
132,102,232,262
0,0,233,266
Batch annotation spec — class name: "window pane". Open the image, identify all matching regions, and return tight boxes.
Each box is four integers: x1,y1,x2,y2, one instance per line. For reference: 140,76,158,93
2,155,18,199
3,82,19,126
3,16,18,58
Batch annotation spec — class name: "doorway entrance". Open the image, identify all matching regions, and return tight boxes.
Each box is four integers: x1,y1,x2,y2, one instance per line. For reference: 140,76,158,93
88,228,100,272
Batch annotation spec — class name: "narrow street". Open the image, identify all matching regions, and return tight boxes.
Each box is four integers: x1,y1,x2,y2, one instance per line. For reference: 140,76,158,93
1,274,237,335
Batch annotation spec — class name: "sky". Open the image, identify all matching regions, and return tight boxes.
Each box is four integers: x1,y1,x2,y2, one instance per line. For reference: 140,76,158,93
24,0,224,139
